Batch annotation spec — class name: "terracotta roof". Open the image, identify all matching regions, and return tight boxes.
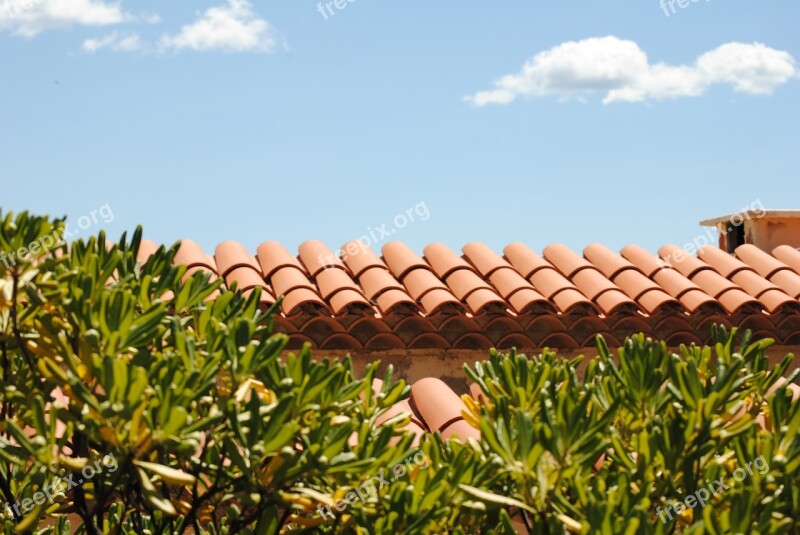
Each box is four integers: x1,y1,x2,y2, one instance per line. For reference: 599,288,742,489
142,239,800,349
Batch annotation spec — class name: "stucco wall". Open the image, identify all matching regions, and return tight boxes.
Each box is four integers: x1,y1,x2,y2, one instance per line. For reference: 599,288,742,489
293,346,800,394
750,218,800,252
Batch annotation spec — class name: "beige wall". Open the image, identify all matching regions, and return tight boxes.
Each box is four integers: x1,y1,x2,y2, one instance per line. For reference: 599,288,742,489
297,346,800,394
749,218,800,251
713,217,800,252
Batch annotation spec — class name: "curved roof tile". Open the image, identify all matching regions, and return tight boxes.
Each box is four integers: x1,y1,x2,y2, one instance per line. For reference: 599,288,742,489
257,241,305,279
375,289,420,315
411,378,479,441
424,243,473,279
153,238,800,349
735,244,789,279
543,243,594,278
341,241,387,278
504,242,552,278
773,245,800,273
175,239,216,272
462,242,513,277
658,244,711,278
584,243,638,279
383,242,431,279
136,239,159,264
358,266,405,299
620,244,670,277
697,246,751,279
298,240,346,276
215,241,260,276
224,266,271,293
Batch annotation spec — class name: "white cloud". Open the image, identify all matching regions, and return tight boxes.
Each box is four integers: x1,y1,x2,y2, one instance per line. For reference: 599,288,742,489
0,0,128,36
696,42,798,94
466,36,798,106
159,0,278,53
82,30,139,52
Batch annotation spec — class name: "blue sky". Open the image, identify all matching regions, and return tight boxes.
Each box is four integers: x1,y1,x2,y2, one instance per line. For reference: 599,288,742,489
2,0,798,257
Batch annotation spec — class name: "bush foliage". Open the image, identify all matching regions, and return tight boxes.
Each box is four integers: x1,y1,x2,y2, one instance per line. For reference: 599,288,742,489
1,210,799,534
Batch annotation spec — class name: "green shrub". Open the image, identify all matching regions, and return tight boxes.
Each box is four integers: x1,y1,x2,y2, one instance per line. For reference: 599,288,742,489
464,327,800,534
2,209,799,534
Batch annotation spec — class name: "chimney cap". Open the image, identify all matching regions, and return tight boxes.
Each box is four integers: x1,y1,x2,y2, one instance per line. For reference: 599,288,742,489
700,209,800,227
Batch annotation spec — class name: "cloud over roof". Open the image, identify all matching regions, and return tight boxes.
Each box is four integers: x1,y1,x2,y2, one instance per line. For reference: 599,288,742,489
466,36,798,106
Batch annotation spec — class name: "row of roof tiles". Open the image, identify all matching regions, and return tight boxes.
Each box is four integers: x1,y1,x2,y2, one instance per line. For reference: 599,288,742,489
138,239,800,348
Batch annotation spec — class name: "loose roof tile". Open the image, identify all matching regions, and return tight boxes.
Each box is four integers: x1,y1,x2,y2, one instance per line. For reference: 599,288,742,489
411,378,480,441
373,379,426,445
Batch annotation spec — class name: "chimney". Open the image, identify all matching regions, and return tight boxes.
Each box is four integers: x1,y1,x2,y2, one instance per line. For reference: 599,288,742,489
700,208,800,254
